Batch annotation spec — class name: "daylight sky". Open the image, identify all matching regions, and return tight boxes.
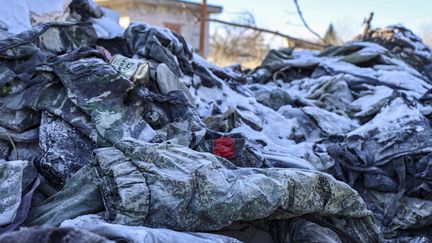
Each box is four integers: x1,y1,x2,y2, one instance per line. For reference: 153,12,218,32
196,0,432,47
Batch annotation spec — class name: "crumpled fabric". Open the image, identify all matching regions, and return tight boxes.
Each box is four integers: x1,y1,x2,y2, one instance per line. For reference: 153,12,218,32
248,48,316,84
0,24,155,146
0,226,113,243
0,160,40,234
60,214,241,243
0,141,10,159
37,112,96,189
0,22,97,58
26,166,104,227
26,139,380,242
0,23,106,147
155,63,195,105
7,143,41,162
362,26,432,78
125,23,193,77
216,221,276,243
69,0,103,21
347,85,394,121
0,108,40,132
317,95,432,238
286,74,355,116
1,4,431,241
41,51,156,144
0,161,28,227
217,218,344,243
185,27,432,241
247,83,292,110
275,218,342,243
301,106,359,136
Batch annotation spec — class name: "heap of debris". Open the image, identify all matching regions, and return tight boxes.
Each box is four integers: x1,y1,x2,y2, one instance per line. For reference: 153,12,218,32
0,1,432,242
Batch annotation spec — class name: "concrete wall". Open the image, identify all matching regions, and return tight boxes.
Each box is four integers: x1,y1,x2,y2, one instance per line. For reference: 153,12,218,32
105,2,210,56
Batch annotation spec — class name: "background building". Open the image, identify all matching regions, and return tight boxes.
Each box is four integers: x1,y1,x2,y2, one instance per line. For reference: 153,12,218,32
95,0,222,56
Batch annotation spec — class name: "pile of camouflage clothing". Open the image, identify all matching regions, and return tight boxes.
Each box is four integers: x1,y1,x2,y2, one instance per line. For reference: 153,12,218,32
0,1,432,243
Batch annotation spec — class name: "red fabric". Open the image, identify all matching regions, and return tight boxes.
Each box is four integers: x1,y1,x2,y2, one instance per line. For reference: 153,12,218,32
213,136,236,159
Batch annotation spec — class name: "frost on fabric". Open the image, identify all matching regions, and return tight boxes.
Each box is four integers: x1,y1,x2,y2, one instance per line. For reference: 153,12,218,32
348,85,394,118
189,78,327,170
302,106,359,135
348,97,427,139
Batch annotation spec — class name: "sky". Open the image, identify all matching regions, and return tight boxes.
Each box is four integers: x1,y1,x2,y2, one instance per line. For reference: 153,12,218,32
194,0,432,48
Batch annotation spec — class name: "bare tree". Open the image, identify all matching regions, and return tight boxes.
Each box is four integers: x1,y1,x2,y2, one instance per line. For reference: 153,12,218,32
179,3,324,50
208,14,269,68
361,12,374,39
322,23,342,46
292,0,323,41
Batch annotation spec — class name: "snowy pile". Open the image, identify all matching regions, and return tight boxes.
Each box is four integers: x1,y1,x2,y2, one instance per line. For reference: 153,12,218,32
0,0,432,242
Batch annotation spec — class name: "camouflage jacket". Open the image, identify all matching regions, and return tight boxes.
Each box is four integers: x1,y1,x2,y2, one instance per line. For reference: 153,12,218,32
87,139,380,242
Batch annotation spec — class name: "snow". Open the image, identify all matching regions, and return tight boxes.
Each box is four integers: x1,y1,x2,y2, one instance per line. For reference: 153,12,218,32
392,28,432,60
376,69,431,98
26,0,72,24
302,106,359,135
92,7,124,39
312,57,431,100
190,75,331,170
348,41,389,54
348,97,426,139
189,31,432,173
349,85,393,118
0,0,124,40
0,0,31,35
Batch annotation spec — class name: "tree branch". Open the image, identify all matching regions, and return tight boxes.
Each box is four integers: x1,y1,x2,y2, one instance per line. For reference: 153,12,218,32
205,18,324,49
292,0,323,41
361,12,374,39
179,2,324,49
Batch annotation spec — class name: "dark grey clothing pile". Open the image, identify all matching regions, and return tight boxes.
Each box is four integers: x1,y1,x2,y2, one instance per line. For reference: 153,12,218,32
0,1,430,242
